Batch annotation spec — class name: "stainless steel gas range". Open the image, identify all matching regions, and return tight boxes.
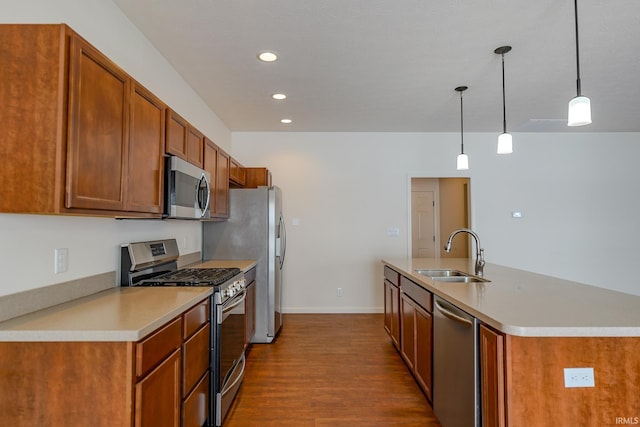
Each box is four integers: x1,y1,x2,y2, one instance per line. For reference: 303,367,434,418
121,239,246,427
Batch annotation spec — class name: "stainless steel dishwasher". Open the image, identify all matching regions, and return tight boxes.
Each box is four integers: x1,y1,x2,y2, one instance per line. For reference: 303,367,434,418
433,295,479,427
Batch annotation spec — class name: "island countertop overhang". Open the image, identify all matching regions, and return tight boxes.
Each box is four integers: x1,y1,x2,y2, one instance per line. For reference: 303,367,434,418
382,258,640,337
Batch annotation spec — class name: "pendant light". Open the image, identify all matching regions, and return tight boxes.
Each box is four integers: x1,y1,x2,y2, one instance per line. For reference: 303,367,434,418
495,46,513,154
568,0,592,126
455,86,469,170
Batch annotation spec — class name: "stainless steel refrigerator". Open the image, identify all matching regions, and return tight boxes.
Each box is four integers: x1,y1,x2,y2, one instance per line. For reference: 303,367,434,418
202,186,286,343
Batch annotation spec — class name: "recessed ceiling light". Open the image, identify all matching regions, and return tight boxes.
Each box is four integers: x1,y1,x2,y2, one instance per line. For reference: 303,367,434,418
280,118,292,124
258,51,278,62
272,93,287,100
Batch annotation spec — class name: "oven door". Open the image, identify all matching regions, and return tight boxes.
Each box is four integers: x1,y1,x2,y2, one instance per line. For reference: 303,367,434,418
216,289,246,426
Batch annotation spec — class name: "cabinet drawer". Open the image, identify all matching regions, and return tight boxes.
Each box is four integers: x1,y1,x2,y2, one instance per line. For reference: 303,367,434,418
183,322,210,397
134,348,181,427
384,266,400,285
136,317,182,378
182,371,209,427
183,298,210,339
400,275,432,312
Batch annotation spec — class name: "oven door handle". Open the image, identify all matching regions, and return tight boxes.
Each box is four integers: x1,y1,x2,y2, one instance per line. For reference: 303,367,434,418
222,291,246,313
221,353,246,398
218,290,246,324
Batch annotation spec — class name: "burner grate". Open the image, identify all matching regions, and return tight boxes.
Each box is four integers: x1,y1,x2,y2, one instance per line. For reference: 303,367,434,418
139,267,241,286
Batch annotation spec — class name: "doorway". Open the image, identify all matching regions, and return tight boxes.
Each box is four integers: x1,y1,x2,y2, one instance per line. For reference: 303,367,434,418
410,178,470,258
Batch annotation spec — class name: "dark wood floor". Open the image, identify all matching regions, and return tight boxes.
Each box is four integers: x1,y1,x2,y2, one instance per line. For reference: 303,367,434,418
224,313,441,427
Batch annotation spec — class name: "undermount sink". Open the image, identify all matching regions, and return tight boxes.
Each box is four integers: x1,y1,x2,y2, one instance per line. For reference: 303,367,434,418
431,275,490,283
415,269,467,277
415,269,490,283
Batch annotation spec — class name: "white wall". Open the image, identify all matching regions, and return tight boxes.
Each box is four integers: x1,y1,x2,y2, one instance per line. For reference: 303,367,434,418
0,0,230,297
232,131,640,313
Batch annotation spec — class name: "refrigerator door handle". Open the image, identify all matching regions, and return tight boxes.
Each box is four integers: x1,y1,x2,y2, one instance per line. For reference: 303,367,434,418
277,213,286,268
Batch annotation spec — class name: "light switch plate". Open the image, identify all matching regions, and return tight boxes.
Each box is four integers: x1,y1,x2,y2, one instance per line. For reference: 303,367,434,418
54,248,68,274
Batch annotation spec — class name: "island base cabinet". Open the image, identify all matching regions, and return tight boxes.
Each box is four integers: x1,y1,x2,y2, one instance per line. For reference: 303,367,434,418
479,324,506,427
480,326,640,427
383,266,401,349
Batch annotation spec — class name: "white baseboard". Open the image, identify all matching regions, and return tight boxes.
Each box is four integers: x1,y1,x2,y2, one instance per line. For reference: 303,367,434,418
282,307,384,314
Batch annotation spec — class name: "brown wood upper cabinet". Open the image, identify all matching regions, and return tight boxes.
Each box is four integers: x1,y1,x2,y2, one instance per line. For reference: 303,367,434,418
166,108,204,168
229,157,246,187
204,138,230,219
0,24,165,217
244,167,272,188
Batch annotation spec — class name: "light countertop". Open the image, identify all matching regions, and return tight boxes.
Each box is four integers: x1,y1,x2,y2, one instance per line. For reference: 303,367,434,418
0,287,212,342
0,260,255,343
383,258,640,337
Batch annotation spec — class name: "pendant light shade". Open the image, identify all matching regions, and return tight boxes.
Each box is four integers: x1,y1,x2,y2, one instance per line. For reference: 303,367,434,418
568,95,592,126
495,45,513,154
456,153,469,170
455,86,469,171
568,0,591,126
497,132,513,154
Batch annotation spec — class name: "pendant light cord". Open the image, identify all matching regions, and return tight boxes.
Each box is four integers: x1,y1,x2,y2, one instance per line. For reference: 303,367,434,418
501,53,507,133
574,0,582,96
459,90,464,154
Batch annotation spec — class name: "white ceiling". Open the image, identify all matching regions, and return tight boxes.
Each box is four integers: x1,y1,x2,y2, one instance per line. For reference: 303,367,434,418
112,0,640,133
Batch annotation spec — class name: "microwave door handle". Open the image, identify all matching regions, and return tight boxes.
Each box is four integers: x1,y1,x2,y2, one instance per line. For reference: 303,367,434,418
197,173,210,217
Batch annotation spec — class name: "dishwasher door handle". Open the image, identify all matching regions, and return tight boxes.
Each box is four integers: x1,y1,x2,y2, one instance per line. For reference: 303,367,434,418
434,299,473,327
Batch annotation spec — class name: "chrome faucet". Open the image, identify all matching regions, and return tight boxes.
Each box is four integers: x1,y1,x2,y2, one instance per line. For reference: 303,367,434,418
444,228,485,276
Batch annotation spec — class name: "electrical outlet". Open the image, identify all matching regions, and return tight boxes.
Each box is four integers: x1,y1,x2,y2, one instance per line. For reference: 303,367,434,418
337,288,343,297
564,367,595,388
54,248,68,274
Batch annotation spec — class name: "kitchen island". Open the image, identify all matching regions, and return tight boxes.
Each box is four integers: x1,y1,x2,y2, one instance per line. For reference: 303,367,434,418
383,258,640,427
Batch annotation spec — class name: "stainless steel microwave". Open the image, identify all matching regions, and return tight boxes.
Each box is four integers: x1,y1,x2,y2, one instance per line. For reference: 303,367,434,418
164,156,211,219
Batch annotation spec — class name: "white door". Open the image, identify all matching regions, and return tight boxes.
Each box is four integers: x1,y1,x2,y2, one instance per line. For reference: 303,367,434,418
411,191,436,258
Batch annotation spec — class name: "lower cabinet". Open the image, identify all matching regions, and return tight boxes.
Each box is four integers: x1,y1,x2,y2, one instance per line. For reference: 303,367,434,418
479,324,507,427
399,276,433,401
383,266,433,401
0,297,210,427
135,348,182,427
383,266,400,349
244,267,257,348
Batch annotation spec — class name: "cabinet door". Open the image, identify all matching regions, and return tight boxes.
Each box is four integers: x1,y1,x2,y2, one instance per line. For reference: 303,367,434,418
135,349,181,427
414,303,433,401
244,167,271,188
166,109,188,160
0,24,68,214
66,33,129,211
479,324,506,427
182,371,209,427
229,157,246,187
183,323,210,397
245,280,256,348
214,148,230,218
384,279,400,348
187,126,204,168
204,138,218,216
127,83,165,214
400,293,416,370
